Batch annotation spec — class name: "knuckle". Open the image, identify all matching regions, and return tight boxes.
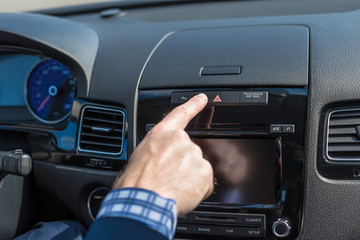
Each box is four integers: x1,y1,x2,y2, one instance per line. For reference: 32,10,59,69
148,124,164,137
174,105,189,119
192,144,203,156
202,162,214,197
147,140,158,156
208,183,215,198
202,160,214,178
172,129,187,140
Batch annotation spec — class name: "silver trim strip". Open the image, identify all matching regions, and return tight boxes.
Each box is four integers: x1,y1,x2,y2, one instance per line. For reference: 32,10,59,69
324,107,360,164
132,31,175,151
87,187,110,221
77,105,126,156
91,127,111,132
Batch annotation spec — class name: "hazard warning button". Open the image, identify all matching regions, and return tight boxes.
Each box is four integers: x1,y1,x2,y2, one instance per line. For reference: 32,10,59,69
213,95,222,102
202,91,240,106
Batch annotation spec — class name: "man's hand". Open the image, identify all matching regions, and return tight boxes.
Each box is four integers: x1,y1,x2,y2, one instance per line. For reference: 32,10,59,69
113,93,214,216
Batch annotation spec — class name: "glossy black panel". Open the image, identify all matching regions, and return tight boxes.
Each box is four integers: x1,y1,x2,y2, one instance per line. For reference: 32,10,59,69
138,88,307,239
194,138,280,207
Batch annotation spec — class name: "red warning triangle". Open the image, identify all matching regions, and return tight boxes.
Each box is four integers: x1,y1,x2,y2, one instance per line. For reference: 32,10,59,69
213,95,222,103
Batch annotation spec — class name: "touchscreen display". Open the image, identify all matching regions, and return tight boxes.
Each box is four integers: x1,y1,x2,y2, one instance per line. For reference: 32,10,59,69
192,139,276,205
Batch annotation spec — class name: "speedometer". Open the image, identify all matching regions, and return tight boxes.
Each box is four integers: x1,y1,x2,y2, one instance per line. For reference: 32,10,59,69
26,59,76,124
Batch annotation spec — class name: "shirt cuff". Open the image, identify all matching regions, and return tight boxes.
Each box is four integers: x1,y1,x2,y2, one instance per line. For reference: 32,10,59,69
96,188,177,240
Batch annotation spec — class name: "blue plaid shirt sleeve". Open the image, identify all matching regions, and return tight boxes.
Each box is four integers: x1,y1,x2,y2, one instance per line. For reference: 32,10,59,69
96,188,177,240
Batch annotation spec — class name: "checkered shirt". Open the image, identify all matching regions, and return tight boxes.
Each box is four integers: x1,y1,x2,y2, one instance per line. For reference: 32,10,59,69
97,188,177,240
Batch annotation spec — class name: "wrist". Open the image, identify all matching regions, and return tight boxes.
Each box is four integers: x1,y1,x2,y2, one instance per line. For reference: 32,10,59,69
98,188,178,240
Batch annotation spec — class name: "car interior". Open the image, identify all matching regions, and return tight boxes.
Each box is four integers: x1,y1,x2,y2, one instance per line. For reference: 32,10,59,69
1,0,360,239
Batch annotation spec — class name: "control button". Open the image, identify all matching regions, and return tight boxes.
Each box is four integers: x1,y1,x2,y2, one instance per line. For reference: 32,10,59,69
217,226,242,236
270,124,282,133
272,218,291,238
202,91,239,106
243,228,265,237
282,124,295,134
176,224,195,233
240,91,268,105
270,124,295,134
191,211,265,227
88,158,111,168
243,216,264,224
171,92,198,105
178,213,193,222
193,225,217,235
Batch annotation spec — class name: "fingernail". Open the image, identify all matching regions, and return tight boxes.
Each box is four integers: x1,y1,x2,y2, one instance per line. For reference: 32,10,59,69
197,93,207,101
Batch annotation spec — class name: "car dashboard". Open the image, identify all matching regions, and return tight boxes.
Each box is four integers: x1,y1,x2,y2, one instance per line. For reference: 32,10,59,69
1,0,360,239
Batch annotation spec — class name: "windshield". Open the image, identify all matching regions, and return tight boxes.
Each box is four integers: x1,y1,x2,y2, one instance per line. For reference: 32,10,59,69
0,0,119,12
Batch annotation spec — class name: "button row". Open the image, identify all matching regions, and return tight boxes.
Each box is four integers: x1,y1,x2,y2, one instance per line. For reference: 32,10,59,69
171,91,268,106
178,212,265,226
176,224,265,238
269,124,295,134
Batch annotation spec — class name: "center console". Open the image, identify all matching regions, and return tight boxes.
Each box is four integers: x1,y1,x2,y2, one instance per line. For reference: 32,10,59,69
136,23,308,239
137,88,307,239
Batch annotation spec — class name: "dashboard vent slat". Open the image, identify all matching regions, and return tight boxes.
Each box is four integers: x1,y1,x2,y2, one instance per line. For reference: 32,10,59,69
328,136,360,144
325,108,360,161
329,127,356,135
83,116,124,125
329,117,360,127
85,108,124,116
328,145,360,152
78,106,126,155
81,132,123,140
80,140,121,148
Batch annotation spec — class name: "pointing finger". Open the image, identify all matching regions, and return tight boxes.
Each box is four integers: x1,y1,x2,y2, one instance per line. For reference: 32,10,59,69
157,93,208,130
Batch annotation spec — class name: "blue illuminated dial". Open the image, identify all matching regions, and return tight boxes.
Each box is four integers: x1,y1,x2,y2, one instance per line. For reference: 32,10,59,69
27,59,75,123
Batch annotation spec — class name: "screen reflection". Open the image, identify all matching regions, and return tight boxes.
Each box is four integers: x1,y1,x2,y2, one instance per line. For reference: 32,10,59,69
193,139,276,205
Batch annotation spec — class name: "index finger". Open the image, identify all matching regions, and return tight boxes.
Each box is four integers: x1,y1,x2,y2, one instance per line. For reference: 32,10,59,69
158,93,208,130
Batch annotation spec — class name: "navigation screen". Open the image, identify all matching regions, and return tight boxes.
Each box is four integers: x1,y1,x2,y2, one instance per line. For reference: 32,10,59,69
192,139,277,205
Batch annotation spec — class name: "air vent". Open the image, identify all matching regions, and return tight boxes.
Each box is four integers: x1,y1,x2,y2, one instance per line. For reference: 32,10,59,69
325,108,360,162
78,106,125,155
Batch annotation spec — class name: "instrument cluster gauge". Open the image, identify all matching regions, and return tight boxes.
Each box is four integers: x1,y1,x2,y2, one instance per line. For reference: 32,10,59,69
26,59,76,124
